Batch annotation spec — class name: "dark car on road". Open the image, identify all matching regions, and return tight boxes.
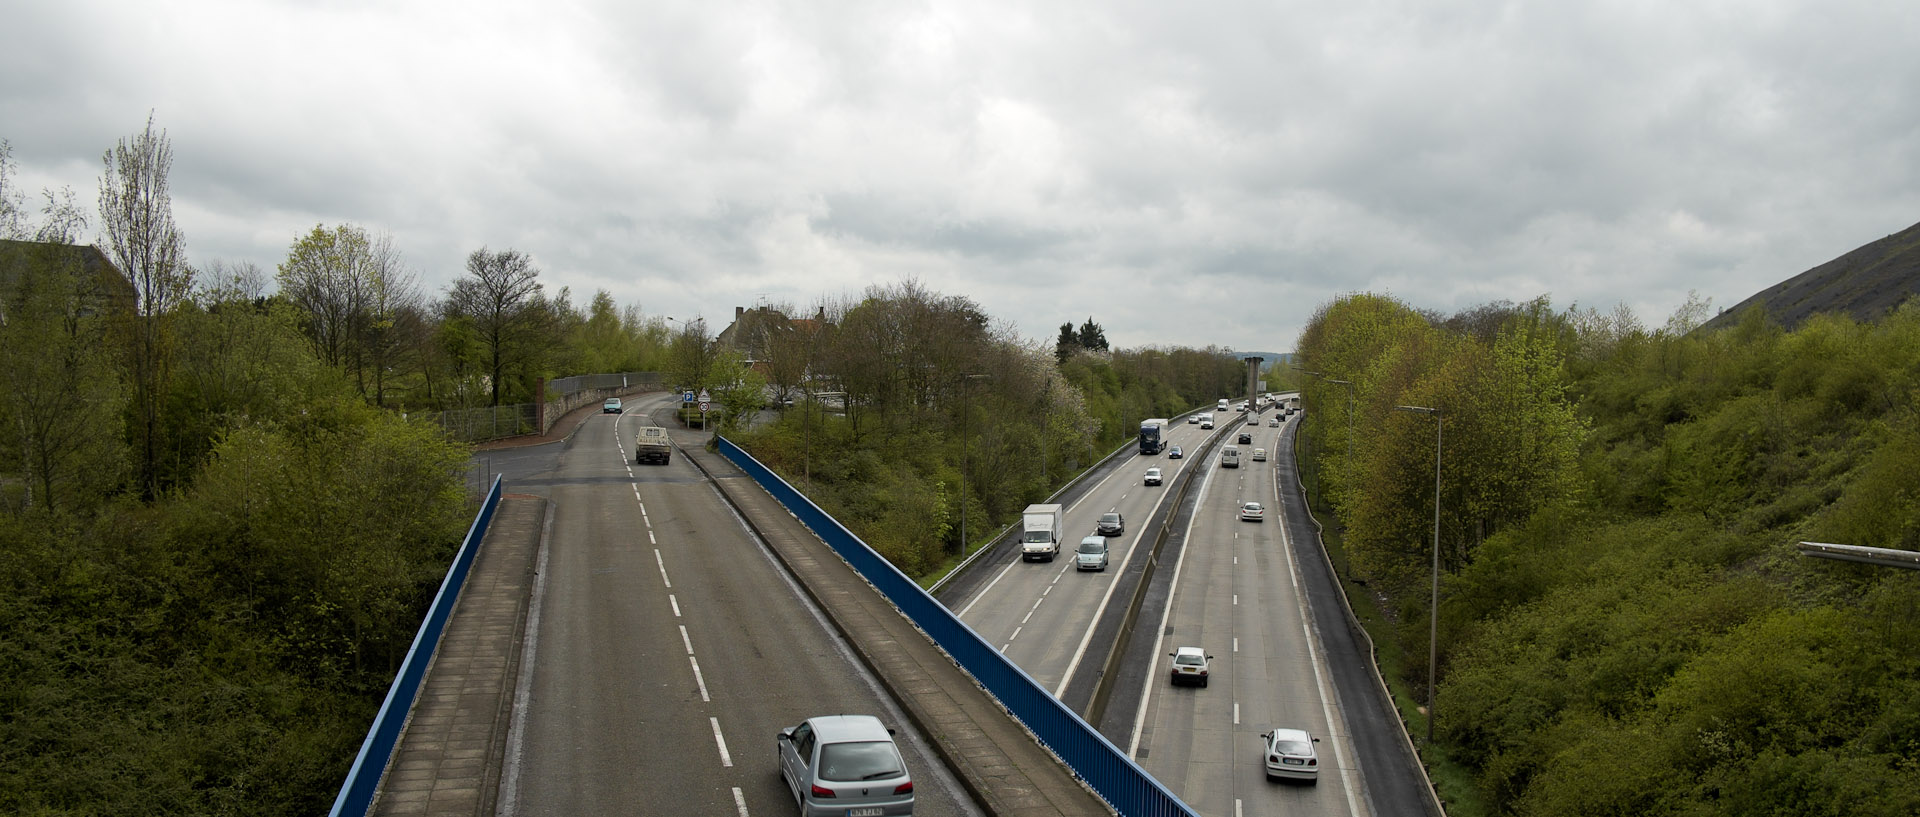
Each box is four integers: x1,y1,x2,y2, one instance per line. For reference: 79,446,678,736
1097,512,1125,536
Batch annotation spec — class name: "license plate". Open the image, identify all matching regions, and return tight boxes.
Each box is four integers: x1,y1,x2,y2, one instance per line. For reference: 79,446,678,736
1283,758,1305,765
848,809,884,817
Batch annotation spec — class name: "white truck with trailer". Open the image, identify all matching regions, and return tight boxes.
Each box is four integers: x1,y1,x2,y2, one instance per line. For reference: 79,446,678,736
1020,503,1063,561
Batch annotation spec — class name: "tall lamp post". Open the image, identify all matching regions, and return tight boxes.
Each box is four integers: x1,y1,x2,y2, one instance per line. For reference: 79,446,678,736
1395,404,1443,744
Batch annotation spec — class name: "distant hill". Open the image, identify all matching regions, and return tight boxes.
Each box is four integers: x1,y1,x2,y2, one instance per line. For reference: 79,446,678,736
1238,351,1294,369
1701,219,1920,332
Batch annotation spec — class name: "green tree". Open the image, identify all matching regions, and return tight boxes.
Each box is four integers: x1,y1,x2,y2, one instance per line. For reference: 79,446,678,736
0,189,124,514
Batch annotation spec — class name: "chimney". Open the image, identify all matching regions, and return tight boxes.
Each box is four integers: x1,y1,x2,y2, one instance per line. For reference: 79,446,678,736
735,306,744,321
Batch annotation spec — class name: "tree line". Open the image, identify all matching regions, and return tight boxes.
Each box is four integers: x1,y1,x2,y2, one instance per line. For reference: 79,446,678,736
731,282,1245,576
1292,291,1920,815
0,117,688,814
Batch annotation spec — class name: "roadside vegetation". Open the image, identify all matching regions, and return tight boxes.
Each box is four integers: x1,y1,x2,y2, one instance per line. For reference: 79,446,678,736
1292,292,1920,816
0,122,691,815
730,281,1247,576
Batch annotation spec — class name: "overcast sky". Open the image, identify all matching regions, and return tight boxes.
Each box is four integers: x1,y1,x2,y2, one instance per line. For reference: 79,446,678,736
5,1,1917,353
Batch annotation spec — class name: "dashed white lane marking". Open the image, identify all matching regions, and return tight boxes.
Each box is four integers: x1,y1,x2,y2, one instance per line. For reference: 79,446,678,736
679,625,694,654
690,655,711,702
1233,637,1239,652
654,549,672,587
648,530,657,545
731,787,749,817
1234,702,1241,724
670,595,681,617
710,717,732,766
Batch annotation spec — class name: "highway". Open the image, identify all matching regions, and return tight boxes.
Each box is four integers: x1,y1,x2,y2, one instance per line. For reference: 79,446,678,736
496,391,980,817
954,416,1221,692
1127,409,1369,817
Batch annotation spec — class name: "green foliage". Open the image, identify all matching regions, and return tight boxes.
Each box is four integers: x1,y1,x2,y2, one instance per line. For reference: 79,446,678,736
1304,291,1920,815
0,407,470,815
734,281,1230,577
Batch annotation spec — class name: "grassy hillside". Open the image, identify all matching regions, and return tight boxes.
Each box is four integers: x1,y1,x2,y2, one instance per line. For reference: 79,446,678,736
1296,295,1920,816
1702,218,1920,332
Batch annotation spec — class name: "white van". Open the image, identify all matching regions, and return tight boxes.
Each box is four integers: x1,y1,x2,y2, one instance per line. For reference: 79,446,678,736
1217,398,1230,412
1221,445,1240,468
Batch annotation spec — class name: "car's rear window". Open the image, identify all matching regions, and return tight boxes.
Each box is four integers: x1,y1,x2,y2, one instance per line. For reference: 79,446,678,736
1174,654,1204,666
1078,540,1105,554
1273,739,1313,755
818,741,904,782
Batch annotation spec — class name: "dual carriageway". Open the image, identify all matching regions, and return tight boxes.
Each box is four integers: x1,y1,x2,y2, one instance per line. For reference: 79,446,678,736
418,391,1432,817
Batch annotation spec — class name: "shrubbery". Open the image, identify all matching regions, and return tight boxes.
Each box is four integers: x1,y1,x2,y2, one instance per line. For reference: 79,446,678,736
1298,295,1920,815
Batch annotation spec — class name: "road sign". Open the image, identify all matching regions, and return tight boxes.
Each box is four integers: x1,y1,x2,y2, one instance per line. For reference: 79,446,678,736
698,389,711,402
682,391,695,403
699,401,709,412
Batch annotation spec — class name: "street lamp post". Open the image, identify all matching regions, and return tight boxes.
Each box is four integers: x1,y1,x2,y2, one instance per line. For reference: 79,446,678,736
1395,404,1443,745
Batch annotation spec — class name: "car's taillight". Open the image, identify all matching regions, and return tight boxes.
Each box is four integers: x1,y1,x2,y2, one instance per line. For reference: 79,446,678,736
1307,758,1317,766
810,784,835,798
893,781,914,795
1270,755,1281,763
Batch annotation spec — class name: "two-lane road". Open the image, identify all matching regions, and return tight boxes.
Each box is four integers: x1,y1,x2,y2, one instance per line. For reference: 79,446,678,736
502,393,979,817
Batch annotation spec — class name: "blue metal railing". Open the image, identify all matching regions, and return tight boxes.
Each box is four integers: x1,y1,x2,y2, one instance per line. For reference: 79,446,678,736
716,437,1197,817
328,475,505,817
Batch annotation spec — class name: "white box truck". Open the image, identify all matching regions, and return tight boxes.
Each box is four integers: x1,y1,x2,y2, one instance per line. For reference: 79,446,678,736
1021,503,1063,561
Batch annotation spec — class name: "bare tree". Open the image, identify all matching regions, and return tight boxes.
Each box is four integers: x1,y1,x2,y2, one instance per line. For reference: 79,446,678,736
445,247,542,406
99,112,188,499
0,139,27,240
361,231,422,406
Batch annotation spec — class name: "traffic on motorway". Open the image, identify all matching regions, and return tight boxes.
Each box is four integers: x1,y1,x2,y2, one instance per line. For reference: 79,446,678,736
500,391,979,817
948,393,1379,816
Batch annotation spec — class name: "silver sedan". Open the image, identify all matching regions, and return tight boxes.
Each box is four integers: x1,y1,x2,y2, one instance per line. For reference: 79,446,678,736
777,715,914,816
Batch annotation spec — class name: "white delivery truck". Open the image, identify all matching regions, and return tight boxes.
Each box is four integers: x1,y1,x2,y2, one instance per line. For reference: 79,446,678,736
1021,503,1063,561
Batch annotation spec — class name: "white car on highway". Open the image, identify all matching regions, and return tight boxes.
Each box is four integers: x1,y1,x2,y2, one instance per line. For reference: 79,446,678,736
1261,727,1321,783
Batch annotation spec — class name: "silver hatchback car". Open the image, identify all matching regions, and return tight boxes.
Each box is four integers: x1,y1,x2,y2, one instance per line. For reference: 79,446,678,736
777,715,914,816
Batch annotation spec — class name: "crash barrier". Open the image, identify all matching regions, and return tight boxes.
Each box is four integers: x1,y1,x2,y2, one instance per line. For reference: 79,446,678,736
716,437,1198,817
327,475,504,817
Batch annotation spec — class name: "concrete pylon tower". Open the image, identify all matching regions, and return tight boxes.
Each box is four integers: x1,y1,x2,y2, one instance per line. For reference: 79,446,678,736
1242,356,1262,404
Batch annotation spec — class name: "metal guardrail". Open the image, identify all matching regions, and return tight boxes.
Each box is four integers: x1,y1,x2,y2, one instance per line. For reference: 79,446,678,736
327,475,504,817
716,437,1199,817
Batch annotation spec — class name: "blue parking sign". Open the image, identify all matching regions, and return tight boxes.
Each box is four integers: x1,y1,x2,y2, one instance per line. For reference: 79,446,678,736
682,391,695,403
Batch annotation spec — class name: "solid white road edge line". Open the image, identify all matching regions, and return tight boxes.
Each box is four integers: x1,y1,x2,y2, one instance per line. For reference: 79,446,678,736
1274,456,1367,817
495,497,555,817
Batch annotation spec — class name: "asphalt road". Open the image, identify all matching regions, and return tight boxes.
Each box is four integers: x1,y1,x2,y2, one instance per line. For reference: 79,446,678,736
1127,410,1370,817
496,392,979,817
952,418,1223,693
